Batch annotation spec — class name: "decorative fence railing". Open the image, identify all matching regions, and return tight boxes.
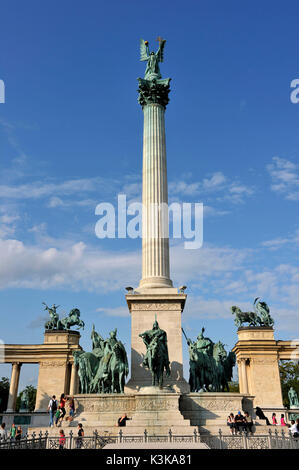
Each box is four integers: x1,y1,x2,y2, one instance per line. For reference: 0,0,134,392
200,429,299,450
0,428,298,449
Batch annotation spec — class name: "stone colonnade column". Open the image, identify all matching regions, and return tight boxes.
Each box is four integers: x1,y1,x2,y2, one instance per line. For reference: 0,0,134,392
6,362,22,412
69,362,79,395
240,358,249,394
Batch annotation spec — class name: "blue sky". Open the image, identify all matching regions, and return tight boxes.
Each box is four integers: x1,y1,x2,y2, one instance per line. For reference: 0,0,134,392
0,0,299,388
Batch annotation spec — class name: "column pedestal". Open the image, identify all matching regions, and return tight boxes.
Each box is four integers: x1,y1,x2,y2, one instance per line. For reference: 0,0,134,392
34,330,81,412
233,327,284,409
125,291,190,394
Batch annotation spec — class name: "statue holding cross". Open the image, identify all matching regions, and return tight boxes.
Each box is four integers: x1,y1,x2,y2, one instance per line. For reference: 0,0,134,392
140,37,166,81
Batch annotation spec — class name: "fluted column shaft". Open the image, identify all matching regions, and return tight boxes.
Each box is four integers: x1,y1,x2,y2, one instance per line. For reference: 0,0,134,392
69,362,79,395
139,103,173,288
6,362,21,412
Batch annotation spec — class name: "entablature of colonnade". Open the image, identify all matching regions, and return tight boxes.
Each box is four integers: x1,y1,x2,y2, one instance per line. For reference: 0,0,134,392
233,337,299,360
3,330,82,364
277,340,299,360
3,345,81,364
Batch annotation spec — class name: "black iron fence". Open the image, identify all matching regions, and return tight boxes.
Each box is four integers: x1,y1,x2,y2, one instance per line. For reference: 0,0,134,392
200,428,299,450
0,428,298,449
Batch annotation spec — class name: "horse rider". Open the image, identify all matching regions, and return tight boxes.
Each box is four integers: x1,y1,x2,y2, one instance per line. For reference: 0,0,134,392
193,328,214,356
101,329,122,379
139,320,170,373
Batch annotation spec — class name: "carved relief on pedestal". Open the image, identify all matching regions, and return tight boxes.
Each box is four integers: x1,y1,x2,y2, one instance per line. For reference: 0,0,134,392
131,302,181,311
80,398,136,413
39,361,68,368
135,397,179,411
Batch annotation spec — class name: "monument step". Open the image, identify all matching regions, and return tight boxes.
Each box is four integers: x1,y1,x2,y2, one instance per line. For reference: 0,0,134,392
199,424,278,435
29,424,198,437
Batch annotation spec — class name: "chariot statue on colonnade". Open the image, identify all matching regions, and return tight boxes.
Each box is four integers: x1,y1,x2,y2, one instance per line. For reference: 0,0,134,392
231,298,274,328
43,302,85,331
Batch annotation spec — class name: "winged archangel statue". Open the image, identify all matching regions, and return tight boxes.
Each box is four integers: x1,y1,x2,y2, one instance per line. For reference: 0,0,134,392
140,37,166,81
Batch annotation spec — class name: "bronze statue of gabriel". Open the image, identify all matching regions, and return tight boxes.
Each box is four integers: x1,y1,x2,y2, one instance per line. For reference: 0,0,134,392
138,37,171,109
140,37,166,81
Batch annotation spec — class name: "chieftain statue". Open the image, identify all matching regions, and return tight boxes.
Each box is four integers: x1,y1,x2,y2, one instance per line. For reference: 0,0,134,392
139,318,171,388
231,298,274,328
183,327,236,393
43,302,85,331
73,325,129,394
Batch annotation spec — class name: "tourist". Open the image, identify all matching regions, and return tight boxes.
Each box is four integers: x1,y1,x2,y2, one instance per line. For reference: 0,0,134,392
280,414,287,426
76,423,84,449
59,429,66,449
68,396,75,422
117,414,131,427
272,413,277,425
227,413,236,435
15,426,22,441
234,411,246,434
55,408,62,426
255,407,270,425
0,423,7,441
290,420,299,438
48,395,58,427
244,411,254,434
59,393,67,423
10,423,16,438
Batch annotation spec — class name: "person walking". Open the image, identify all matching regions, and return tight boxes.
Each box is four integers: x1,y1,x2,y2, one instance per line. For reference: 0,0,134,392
68,396,75,422
76,423,84,449
48,395,58,427
59,393,67,425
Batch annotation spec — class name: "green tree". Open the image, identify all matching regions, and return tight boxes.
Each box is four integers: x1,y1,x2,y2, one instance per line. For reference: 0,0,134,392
279,360,299,408
16,385,37,412
0,377,9,412
228,381,239,393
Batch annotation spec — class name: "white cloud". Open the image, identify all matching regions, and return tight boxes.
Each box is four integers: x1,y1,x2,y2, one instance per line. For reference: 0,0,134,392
262,229,299,249
169,171,254,205
96,307,129,317
267,156,299,200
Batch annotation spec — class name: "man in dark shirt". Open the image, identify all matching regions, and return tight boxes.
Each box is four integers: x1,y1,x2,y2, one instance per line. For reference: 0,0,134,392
117,414,131,427
234,411,246,433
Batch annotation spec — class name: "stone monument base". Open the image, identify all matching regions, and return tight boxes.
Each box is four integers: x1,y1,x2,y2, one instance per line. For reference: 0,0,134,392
29,392,255,436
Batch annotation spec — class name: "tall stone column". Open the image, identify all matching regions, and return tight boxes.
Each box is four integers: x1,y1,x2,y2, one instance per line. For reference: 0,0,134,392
139,102,172,289
6,362,22,412
125,65,189,393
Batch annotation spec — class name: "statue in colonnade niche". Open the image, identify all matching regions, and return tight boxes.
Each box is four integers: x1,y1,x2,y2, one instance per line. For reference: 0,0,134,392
288,387,299,409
